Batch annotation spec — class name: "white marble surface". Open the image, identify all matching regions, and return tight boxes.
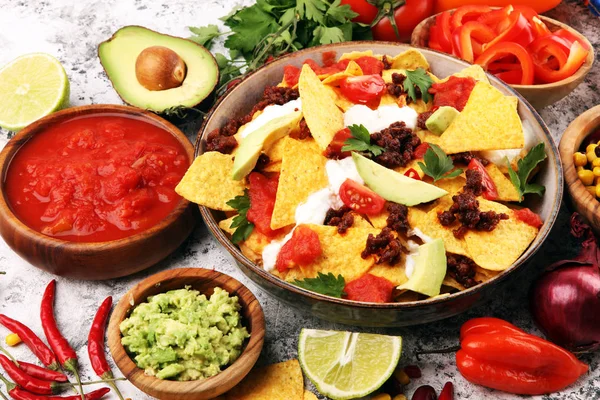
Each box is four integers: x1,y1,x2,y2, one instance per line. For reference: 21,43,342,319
0,0,599,399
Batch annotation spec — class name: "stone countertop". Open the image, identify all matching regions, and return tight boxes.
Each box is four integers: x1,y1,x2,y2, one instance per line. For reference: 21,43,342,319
0,0,599,399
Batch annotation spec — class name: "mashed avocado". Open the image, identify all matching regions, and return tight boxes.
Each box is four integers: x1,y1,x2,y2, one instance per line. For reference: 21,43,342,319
120,286,250,381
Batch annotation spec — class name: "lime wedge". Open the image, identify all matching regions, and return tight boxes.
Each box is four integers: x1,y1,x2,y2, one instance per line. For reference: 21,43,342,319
0,53,70,131
298,329,402,400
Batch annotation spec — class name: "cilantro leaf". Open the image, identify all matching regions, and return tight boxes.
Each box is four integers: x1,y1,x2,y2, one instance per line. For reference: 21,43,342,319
188,25,221,48
293,272,346,298
418,143,463,182
404,68,434,103
296,0,327,24
224,6,279,54
226,189,254,244
507,143,547,202
314,26,345,44
342,125,385,157
326,0,358,23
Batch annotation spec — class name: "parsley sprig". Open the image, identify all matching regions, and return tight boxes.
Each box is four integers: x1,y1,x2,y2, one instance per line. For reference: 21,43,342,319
226,189,254,244
404,68,433,103
507,143,547,202
418,144,463,182
293,272,346,298
342,125,385,157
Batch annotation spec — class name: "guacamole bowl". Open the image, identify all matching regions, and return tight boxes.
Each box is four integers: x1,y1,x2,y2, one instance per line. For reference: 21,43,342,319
196,42,562,327
107,267,265,400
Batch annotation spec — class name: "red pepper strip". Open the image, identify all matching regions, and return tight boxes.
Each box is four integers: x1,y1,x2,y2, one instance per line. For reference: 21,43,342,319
0,354,65,395
530,16,552,38
452,21,496,63
17,362,68,383
483,12,535,51
404,168,421,180
0,315,57,370
9,387,110,400
511,5,538,22
40,281,84,400
428,25,444,52
533,41,589,83
493,70,523,85
437,12,454,55
475,42,535,85
477,5,512,30
450,5,491,31
529,35,570,67
553,28,592,50
460,317,527,340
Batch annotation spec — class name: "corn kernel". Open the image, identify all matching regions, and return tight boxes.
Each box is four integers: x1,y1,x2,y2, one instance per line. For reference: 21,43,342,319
587,186,596,196
574,152,588,167
592,158,600,168
595,185,600,198
393,396,408,400
587,144,597,153
393,369,410,385
587,150,599,163
372,395,391,400
578,169,595,185
5,333,21,347
578,166,586,172
593,167,600,177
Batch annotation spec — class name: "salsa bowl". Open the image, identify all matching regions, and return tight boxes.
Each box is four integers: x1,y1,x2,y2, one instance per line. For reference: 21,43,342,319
0,104,195,280
196,42,562,327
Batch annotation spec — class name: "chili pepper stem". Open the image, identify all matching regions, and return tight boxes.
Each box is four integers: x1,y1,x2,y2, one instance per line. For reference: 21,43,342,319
416,345,461,360
65,361,85,400
0,345,18,366
0,372,15,393
108,381,126,400
0,390,7,400
102,372,125,400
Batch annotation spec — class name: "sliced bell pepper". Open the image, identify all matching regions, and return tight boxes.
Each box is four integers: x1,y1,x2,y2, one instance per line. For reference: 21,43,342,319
511,5,539,22
533,41,589,83
553,28,592,51
530,16,552,38
428,25,444,52
450,5,492,31
437,11,454,54
477,5,513,30
528,34,570,69
483,12,535,51
494,69,523,84
475,42,535,85
452,21,496,63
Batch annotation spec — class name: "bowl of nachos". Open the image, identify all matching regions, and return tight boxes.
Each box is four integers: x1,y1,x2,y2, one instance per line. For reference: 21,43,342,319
176,42,562,327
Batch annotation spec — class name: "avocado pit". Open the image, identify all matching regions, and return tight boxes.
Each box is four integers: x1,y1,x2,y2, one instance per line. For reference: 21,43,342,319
135,46,187,91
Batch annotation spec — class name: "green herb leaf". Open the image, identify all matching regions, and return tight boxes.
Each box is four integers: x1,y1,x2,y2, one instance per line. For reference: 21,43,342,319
326,0,358,23
342,125,385,157
296,0,327,24
188,25,221,48
224,6,280,54
314,25,345,44
404,68,434,103
293,272,346,298
507,143,547,202
418,143,463,182
226,189,254,244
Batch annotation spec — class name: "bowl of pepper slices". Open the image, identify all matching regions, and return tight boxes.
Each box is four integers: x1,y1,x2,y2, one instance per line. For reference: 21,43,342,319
411,5,594,109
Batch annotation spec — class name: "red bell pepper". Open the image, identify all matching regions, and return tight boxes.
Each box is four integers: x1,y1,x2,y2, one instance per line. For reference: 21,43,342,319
477,5,513,30
528,35,570,69
452,21,496,63
428,25,444,51
494,69,523,84
553,28,592,50
475,42,535,85
450,5,492,31
404,168,421,180
467,159,499,200
437,11,454,54
534,41,589,83
483,11,535,51
530,16,552,38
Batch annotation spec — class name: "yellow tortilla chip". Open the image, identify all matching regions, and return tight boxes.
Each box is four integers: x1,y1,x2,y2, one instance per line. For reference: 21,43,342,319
219,217,286,258
262,161,282,173
464,199,538,271
417,129,444,146
299,65,344,150
380,93,399,106
304,391,318,400
408,99,433,114
440,82,524,154
353,213,376,229
175,152,246,211
442,65,489,83
443,276,466,291
434,175,466,196
369,262,408,286
408,208,470,257
222,359,303,400
265,136,288,162
486,163,520,202
331,87,356,112
339,50,373,61
391,49,430,70
507,96,519,109
395,160,425,179
271,137,328,229
367,211,389,230
322,61,363,86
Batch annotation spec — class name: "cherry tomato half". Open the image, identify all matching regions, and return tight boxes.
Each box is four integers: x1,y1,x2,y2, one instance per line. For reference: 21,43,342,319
372,0,435,43
340,74,386,105
467,159,499,200
339,179,386,215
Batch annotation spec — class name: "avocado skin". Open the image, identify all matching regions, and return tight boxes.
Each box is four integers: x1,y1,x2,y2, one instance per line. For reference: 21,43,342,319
98,26,219,113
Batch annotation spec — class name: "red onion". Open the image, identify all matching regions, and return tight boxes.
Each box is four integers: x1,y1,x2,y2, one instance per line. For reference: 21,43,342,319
438,382,454,400
530,213,600,352
412,385,437,400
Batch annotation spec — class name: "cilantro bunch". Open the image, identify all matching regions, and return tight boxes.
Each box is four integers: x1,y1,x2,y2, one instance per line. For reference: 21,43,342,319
189,0,370,91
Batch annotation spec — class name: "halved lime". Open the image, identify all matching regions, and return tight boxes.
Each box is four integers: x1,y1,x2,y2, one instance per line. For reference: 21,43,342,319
298,329,402,400
0,53,70,131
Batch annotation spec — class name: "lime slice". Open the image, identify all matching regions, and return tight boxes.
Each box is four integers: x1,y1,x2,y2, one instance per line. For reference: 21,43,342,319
0,53,70,131
298,329,402,400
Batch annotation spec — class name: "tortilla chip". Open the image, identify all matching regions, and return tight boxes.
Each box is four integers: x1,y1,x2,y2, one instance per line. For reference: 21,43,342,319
442,65,489,83
443,276,466,291
353,213,376,229
486,163,520,202
395,160,425,179
265,137,288,162
299,64,345,150
391,49,430,70
304,391,318,400
440,82,524,154
408,207,470,257
270,137,328,229
322,60,363,86
464,199,538,271
219,217,285,258
331,87,356,112
368,211,389,230
369,262,408,286
222,359,303,400
175,152,246,211
382,69,406,84
262,162,282,173
507,96,519,109
408,99,433,114
339,50,373,61
475,265,501,282
434,175,466,196
417,129,444,146
380,93,399,106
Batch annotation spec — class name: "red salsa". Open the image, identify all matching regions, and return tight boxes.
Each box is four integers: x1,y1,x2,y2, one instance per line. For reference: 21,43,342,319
5,114,189,242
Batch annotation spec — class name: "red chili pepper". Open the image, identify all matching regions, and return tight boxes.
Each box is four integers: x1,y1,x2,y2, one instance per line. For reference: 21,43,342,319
40,281,84,400
438,382,454,400
456,318,589,395
9,387,110,400
404,168,421,180
17,362,67,383
466,159,499,200
0,315,57,370
0,354,67,395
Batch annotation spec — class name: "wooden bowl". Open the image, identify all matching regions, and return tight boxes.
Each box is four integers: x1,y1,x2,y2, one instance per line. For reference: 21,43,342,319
560,105,600,232
107,267,265,400
196,42,563,327
411,12,594,110
0,105,195,280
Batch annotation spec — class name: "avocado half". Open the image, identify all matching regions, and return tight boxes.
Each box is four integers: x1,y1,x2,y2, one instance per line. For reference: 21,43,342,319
98,26,219,113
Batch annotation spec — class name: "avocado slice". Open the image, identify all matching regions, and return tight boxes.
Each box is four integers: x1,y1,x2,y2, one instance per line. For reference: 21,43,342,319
352,153,447,206
98,26,218,113
232,111,303,180
399,239,447,297
425,106,460,135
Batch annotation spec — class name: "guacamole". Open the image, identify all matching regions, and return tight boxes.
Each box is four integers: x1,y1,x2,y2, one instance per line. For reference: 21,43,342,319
120,286,250,381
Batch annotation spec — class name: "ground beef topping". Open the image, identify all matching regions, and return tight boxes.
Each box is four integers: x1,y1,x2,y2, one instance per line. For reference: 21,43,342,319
382,55,393,70
371,122,421,168
290,118,312,140
386,202,410,234
324,206,354,234
362,227,407,265
417,111,434,131
386,73,407,98
464,169,485,197
451,152,490,166
205,86,299,154
438,191,509,238
447,254,480,288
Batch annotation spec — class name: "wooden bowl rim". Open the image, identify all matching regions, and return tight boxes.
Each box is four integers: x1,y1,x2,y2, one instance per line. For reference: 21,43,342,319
107,267,265,396
411,11,595,90
0,104,194,251
193,41,563,310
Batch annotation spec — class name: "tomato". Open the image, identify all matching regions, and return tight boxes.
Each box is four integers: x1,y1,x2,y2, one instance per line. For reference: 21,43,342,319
340,74,386,105
275,225,323,272
404,168,421,180
430,76,477,112
413,143,430,159
435,0,562,14
324,128,353,159
452,21,496,63
475,42,535,85
533,41,589,83
514,208,543,229
467,159,499,201
354,56,384,75
339,179,386,215
344,274,396,303
372,0,435,43
450,5,492,31
340,0,378,24
322,51,337,67
246,172,280,236
283,65,301,87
